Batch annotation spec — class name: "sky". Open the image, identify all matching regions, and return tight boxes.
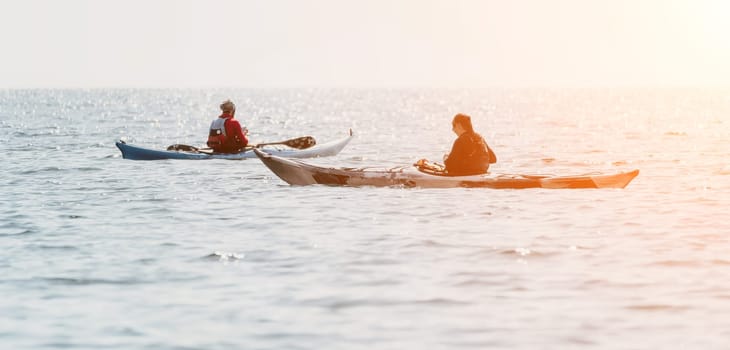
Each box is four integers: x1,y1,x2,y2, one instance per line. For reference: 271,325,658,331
1,0,730,88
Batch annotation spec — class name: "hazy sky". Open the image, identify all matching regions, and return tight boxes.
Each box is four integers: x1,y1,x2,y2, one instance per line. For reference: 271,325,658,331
2,0,729,88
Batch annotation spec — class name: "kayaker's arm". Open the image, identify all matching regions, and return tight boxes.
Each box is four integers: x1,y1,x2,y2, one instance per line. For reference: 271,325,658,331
488,146,497,164
443,138,464,171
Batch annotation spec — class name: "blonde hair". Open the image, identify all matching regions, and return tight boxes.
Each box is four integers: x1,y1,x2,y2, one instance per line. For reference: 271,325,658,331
220,100,236,113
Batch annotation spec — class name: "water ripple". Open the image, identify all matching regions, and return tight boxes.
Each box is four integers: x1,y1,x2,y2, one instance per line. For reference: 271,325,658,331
35,277,149,286
202,251,244,262
625,304,692,312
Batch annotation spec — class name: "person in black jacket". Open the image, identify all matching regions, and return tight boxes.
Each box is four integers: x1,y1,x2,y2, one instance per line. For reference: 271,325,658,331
443,113,497,176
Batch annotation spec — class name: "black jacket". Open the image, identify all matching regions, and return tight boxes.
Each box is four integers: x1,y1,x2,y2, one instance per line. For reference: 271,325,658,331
444,131,496,176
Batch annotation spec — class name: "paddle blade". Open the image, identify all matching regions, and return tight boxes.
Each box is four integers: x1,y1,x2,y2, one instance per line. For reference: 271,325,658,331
282,136,316,149
167,144,199,152
414,159,446,174
257,136,317,150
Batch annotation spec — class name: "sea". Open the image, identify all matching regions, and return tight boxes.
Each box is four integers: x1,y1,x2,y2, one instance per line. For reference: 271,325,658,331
1,88,729,349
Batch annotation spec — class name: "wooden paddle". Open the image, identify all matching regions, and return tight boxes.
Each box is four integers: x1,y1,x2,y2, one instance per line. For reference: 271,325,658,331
253,136,316,150
166,144,215,155
166,136,316,153
166,144,203,152
414,159,447,175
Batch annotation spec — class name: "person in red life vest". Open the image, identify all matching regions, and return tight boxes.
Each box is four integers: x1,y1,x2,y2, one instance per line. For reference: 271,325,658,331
207,100,249,153
443,113,497,176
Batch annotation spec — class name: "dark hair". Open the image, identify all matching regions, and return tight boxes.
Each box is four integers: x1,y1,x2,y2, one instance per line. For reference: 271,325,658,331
452,113,474,133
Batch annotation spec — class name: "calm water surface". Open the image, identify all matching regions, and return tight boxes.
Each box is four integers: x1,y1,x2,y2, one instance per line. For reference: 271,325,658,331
1,89,730,349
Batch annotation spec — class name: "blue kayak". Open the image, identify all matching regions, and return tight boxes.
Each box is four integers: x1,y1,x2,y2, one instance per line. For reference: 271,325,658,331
116,132,353,160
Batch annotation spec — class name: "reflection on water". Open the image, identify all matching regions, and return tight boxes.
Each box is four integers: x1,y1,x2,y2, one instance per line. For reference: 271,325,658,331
1,88,730,349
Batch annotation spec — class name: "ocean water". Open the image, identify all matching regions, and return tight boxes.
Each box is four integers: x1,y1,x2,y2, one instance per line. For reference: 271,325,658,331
1,88,729,349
